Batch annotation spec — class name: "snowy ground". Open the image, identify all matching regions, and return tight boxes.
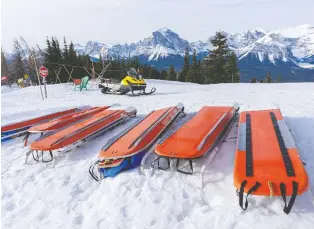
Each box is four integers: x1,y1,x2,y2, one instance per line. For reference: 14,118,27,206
1,80,314,229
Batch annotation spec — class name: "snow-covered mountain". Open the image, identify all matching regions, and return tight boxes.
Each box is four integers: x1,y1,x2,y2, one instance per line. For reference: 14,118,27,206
73,24,314,82
5,24,313,82
76,24,314,64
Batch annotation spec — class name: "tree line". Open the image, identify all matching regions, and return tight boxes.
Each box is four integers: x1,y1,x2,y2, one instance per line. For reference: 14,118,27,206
250,72,281,83
1,31,240,85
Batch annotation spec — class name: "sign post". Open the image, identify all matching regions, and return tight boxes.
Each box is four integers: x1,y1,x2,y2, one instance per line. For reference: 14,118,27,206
39,66,48,98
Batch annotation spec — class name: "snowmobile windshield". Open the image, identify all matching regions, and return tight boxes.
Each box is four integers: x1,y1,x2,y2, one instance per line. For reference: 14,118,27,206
128,68,139,77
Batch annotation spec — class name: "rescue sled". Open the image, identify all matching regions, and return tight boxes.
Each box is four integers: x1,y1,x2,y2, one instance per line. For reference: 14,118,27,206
1,107,80,142
154,104,239,175
234,109,309,214
25,107,136,164
23,106,110,145
89,103,184,181
99,68,156,96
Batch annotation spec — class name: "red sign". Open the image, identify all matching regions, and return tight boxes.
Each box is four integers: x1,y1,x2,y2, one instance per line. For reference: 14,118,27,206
1,76,8,81
39,66,48,77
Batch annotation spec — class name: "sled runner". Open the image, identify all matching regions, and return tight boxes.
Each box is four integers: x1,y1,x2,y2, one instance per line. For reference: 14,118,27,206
1,107,80,142
24,106,110,145
25,107,137,164
234,109,309,214
89,103,184,181
153,104,239,175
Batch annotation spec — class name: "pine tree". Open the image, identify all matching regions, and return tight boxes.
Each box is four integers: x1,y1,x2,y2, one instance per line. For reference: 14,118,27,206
266,72,272,83
250,78,257,83
12,39,25,84
203,32,233,83
148,66,153,79
1,48,9,77
152,68,161,79
68,41,77,64
186,49,197,83
160,70,167,80
277,75,281,83
224,51,240,82
120,58,126,76
63,37,69,63
196,60,204,84
178,48,189,82
166,65,177,81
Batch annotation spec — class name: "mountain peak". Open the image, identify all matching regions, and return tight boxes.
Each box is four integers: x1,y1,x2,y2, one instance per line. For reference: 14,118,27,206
157,27,173,35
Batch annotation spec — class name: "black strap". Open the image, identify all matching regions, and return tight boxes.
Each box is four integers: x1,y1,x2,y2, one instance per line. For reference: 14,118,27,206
42,150,54,163
246,114,253,176
280,181,299,214
89,160,100,182
32,150,40,162
239,180,261,210
270,112,295,176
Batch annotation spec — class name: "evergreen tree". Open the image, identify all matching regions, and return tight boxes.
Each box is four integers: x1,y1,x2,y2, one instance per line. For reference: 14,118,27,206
260,79,264,83
1,48,9,77
202,31,236,83
160,70,167,80
224,51,240,82
120,58,126,76
186,49,197,83
266,72,272,83
51,37,62,63
178,48,189,82
196,60,204,84
63,37,69,63
152,68,161,79
141,64,150,79
250,78,257,83
166,65,177,81
148,66,153,79
277,75,281,83
12,39,25,84
68,41,77,64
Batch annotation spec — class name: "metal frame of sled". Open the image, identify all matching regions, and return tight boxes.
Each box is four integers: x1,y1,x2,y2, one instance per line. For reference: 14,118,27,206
89,103,185,182
24,109,137,166
150,104,239,188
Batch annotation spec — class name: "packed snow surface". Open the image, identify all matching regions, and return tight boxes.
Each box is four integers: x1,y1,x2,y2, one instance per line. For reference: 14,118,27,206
2,80,314,229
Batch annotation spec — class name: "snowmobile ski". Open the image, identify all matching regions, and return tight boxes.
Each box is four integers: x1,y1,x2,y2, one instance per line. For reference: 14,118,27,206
89,103,184,181
154,104,239,174
1,107,81,142
23,106,110,146
25,107,137,164
234,109,309,214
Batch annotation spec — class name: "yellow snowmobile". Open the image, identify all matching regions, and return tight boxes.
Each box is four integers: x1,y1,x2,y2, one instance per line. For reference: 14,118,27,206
99,68,156,95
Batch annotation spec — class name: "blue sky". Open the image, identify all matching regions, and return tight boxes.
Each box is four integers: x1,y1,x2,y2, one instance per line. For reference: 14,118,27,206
1,0,313,51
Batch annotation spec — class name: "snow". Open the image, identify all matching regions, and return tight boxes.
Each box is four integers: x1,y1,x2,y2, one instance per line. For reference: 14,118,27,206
158,27,171,37
297,63,314,69
2,81,314,229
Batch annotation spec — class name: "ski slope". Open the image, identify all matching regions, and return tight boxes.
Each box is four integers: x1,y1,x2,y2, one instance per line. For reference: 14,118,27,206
2,80,314,229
